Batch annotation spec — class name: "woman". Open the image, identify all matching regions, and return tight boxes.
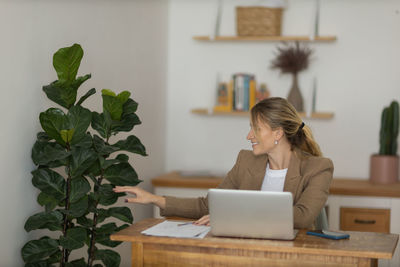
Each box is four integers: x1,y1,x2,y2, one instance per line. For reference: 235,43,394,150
113,97,333,229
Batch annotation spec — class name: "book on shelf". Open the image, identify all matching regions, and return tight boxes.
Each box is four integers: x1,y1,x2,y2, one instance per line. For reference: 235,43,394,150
213,73,258,114
233,73,256,112
213,80,233,112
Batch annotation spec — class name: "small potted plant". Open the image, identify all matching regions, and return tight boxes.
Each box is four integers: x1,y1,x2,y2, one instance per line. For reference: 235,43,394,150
271,41,313,112
370,100,399,184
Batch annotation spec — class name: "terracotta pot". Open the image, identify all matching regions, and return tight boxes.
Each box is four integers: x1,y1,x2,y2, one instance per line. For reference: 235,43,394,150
369,155,399,184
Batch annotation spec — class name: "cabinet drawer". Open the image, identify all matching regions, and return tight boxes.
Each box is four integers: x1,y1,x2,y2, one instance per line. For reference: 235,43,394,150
340,207,390,233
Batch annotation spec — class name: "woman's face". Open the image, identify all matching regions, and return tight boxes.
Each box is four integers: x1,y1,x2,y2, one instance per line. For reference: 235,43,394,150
247,118,280,155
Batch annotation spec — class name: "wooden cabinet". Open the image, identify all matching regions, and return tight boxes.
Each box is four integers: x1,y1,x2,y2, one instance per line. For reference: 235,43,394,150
340,207,390,233
328,196,400,267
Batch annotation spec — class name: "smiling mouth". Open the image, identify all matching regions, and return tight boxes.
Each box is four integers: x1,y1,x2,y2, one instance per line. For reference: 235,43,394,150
251,142,258,145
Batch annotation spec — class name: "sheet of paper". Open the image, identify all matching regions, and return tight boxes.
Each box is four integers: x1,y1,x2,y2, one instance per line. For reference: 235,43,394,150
141,220,210,239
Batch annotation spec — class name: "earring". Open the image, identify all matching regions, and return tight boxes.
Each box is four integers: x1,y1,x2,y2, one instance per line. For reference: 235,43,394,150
274,140,278,145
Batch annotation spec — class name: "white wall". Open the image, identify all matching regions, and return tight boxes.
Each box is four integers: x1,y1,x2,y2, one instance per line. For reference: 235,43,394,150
166,0,400,179
0,0,168,266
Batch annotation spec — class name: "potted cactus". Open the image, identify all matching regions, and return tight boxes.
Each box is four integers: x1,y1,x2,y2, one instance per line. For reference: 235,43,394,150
370,100,399,184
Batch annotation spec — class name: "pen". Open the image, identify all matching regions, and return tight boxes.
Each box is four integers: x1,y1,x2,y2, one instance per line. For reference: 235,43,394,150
177,222,194,226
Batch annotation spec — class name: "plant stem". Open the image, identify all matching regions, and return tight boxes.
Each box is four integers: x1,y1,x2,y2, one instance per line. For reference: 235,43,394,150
61,146,72,266
87,175,104,267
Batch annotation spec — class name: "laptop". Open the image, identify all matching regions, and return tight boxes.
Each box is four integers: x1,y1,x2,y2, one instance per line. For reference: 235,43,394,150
208,189,298,240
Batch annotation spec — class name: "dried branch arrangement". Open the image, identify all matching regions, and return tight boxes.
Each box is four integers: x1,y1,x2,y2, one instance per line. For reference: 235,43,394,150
271,42,313,75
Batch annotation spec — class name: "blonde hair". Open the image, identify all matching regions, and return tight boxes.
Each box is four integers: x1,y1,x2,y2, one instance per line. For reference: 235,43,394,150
250,97,322,157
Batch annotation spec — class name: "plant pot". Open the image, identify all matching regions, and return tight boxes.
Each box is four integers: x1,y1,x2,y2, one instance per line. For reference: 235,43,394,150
369,154,399,184
287,74,304,112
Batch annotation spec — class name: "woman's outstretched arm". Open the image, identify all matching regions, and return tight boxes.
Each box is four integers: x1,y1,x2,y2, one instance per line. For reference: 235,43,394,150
113,186,166,209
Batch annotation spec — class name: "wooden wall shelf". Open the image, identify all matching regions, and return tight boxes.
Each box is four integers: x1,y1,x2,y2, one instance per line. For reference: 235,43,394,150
193,36,337,42
191,108,334,120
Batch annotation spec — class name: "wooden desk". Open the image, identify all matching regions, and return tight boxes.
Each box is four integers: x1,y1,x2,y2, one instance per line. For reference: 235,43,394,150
111,218,398,267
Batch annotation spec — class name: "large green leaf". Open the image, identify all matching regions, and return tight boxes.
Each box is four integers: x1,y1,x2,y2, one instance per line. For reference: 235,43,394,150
37,132,50,142
96,223,118,234
32,169,66,201
40,106,91,146
43,73,91,109
96,209,109,224
24,211,63,232
43,81,77,110
85,160,101,177
110,98,141,134
39,108,68,145
37,192,59,212
76,88,96,106
91,111,111,139
102,89,131,121
65,258,86,267
25,260,48,267
107,207,133,223
68,195,88,218
102,95,123,121
21,237,59,263
25,249,61,266
111,113,141,134
121,98,138,115
93,135,119,156
95,249,121,267
101,159,120,170
112,135,147,156
71,74,92,92
103,163,141,186
47,250,62,264
70,147,97,178
53,43,83,83
59,227,87,250
32,141,70,166
96,233,122,248
76,216,93,228
101,154,129,170
98,184,122,206
94,222,123,247
116,91,130,104
116,154,129,162
70,177,90,203
68,105,92,145
60,129,74,143
71,133,92,149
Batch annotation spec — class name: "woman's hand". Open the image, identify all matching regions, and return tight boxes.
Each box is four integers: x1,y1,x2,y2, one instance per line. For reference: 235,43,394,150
194,215,210,226
113,186,166,209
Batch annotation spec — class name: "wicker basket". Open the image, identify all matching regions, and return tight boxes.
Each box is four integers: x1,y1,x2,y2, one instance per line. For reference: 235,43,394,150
236,6,283,36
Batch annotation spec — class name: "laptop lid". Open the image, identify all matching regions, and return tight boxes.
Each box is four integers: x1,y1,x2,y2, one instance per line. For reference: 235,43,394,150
208,189,296,240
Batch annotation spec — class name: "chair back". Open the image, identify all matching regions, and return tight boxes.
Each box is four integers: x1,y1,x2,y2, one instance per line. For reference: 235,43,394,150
315,206,329,230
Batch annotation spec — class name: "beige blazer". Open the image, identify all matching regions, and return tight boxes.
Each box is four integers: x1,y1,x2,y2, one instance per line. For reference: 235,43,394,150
160,148,334,229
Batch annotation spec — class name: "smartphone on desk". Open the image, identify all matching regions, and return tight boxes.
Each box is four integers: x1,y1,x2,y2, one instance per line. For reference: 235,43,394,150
306,230,350,240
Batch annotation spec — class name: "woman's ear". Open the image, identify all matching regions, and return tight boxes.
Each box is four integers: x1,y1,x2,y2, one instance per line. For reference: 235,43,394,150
275,127,284,140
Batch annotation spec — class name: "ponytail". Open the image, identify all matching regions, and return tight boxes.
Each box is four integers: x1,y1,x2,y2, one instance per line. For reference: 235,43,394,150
251,97,322,157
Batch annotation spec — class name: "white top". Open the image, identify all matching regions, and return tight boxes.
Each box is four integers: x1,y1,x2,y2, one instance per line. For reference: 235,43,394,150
261,163,287,192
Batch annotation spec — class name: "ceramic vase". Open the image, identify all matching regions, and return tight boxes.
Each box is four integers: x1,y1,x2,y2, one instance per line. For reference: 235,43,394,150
287,73,304,112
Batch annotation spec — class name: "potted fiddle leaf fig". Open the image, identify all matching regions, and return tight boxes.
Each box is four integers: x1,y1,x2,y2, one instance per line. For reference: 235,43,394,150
370,100,399,184
22,43,147,266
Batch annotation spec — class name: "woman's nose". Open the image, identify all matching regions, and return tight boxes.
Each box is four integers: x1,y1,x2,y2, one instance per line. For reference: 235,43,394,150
247,129,253,140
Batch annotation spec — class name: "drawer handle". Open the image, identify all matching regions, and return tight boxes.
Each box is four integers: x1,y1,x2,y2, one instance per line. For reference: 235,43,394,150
354,219,376,224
